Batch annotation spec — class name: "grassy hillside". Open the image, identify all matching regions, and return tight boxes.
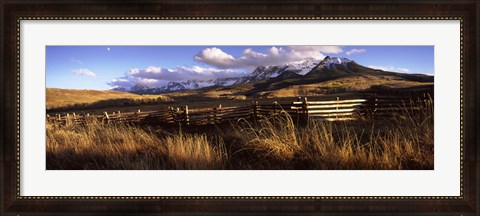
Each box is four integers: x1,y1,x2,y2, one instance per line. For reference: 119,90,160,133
164,63,433,99
168,74,433,99
46,88,172,110
241,62,433,97
255,74,433,98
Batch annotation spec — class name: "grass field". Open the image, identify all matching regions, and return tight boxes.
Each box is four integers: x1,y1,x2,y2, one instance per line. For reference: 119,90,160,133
260,75,433,98
46,98,433,170
46,88,172,110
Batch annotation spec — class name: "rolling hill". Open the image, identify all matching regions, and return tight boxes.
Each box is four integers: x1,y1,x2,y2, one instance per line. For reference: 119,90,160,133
46,88,172,110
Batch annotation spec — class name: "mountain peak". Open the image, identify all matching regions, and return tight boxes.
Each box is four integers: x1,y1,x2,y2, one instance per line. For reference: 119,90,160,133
285,57,321,75
236,58,321,84
130,83,149,92
320,56,353,69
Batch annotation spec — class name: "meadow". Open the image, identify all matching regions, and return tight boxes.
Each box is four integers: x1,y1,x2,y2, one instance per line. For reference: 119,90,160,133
46,88,172,111
46,98,433,170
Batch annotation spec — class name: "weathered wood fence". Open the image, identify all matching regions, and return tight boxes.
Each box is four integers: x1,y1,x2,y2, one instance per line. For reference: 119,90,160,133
47,95,432,126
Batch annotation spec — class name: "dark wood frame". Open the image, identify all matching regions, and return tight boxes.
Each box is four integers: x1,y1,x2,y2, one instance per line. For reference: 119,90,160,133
1,0,478,215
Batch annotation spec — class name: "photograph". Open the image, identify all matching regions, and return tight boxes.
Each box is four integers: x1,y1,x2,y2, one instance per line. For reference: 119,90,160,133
46,45,435,170
2,0,477,214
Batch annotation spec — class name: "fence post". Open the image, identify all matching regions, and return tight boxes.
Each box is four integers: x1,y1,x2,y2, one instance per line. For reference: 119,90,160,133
184,105,189,126
74,112,79,124
173,107,178,124
336,97,340,119
214,104,222,124
167,107,172,123
66,113,70,126
251,100,258,123
301,97,309,126
273,101,278,114
104,111,110,124
370,93,377,116
296,97,301,125
117,111,122,122
175,108,180,124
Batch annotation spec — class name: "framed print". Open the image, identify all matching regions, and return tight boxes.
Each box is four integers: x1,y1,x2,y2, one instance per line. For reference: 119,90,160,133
1,0,478,215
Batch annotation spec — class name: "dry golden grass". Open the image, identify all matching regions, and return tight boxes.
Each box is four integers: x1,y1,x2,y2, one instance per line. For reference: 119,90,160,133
46,121,226,169
47,88,172,109
201,90,238,98
261,76,433,98
232,98,433,169
164,84,254,99
46,99,433,170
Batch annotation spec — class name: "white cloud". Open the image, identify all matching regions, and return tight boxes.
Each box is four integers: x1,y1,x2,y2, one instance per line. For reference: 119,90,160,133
108,65,246,89
126,65,243,81
396,68,411,73
368,65,410,73
194,46,343,69
368,65,390,71
109,78,131,87
73,68,96,77
288,45,343,54
194,47,236,68
345,48,366,55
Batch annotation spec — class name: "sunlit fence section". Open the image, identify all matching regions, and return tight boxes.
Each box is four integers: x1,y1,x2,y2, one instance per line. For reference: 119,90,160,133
47,95,433,126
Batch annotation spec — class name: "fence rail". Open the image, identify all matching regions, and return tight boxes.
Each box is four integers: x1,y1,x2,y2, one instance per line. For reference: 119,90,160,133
47,95,432,126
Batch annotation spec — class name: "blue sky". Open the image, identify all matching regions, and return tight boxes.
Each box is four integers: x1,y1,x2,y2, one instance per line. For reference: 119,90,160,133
46,46,434,90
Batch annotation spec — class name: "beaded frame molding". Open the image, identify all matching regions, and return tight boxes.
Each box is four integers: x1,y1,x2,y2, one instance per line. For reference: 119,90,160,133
15,16,464,200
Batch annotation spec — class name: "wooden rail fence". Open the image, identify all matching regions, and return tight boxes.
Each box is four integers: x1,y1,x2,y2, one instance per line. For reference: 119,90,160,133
47,95,432,126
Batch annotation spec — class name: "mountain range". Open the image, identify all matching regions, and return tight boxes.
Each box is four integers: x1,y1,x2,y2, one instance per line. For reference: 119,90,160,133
116,78,239,94
112,56,433,95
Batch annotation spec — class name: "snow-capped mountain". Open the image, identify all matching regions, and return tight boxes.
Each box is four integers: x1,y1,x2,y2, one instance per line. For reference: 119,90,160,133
115,56,360,94
319,56,353,70
235,57,321,84
127,78,240,94
286,57,322,75
130,84,149,92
